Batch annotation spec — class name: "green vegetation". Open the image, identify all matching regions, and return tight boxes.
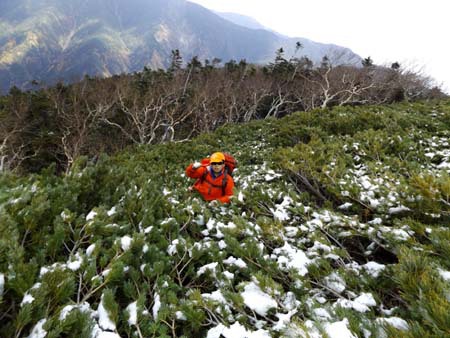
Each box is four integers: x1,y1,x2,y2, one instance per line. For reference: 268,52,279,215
1,99,450,337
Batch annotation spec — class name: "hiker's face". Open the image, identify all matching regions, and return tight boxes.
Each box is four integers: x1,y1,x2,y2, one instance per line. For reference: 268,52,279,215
211,162,224,173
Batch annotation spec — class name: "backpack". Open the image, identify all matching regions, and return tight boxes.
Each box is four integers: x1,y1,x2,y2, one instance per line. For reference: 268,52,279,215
223,152,237,176
198,153,237,195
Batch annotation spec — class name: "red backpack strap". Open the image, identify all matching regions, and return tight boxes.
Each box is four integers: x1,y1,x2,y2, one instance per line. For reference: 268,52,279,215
200,168,208,183
221,167,228,195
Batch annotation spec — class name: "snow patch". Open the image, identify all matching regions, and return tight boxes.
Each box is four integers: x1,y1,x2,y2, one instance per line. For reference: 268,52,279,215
176,311,187,320
368,218,383,225
27,319,47,338
325,318,357,338
207,322,270,338
67,253,83,271
86,210,97,221
21,292,35,306
223,256,247,269
264,170,282,181
238,191,245,202
335,293,376,313
284,226,299,237
240,281,277,316
86,244,96,256
107,206,117,216
270,196,293,221
313,307,331,320
324,272,346,294
376,317,409,330
98,294,116,331
273,309,297,331
59,302,91,320
126,301,138,326
197,262,218,277
95,332,122,338
167,239,180,256
438,268,450,281
120,236,132,251
391,228,412,241
61,210,70,221
142,244,149,253
0,273,4,297
363,261,386,278
202,290,227,304
388,206,411,214
152,293,161,319
338,202,353,210
273,242,311,276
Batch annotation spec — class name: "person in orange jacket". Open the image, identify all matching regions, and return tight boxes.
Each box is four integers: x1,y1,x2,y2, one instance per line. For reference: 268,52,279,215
186,152,234,204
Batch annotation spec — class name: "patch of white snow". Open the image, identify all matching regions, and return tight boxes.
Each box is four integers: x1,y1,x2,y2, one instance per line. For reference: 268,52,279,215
98,294,116,331
0,273,4,297
86,210,97,221
363,261,386,278
273,242,311,276
324,272,346,294
152,293,161,319
197,262,218,277
107,206,117,216
438,268,450,281
126,301,138,326
120,236,132,251
388,206,410,214
325,318,357,338
27,319,47,338
240,282,277,316
223,256,247,268
86,244,96,256
207,322,270,338
21,292,35,306
67,253,83,271
376,317,409,330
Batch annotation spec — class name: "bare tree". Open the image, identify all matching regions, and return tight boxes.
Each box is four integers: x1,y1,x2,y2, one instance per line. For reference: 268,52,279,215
100,75,195,145
48,80,113,171
296,58,376,108
0,92,33,172
395,63,436,101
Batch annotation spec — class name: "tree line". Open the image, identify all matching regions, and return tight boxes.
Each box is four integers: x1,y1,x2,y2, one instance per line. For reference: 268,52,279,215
0,48,445,174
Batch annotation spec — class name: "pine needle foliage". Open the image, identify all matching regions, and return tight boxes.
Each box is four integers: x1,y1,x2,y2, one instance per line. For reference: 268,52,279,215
1,99,450,337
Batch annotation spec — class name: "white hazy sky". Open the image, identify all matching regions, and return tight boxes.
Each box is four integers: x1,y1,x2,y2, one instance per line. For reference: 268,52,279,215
188,0,450,93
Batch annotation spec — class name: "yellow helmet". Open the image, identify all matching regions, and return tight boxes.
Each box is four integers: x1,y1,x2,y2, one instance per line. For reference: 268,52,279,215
210,152,225,163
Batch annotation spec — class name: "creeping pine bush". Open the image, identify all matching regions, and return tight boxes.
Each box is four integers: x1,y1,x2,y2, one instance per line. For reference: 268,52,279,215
1,99,450,337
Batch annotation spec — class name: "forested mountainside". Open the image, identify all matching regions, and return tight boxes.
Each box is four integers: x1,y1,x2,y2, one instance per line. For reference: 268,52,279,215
1,100,450,337
1,55,445,175
0,0,359,93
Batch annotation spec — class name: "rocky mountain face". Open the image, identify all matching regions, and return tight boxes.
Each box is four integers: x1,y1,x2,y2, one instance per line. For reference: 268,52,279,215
0,0,361,93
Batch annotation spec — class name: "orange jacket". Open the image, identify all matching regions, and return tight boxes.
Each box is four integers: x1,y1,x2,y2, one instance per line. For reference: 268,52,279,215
186,163,234,203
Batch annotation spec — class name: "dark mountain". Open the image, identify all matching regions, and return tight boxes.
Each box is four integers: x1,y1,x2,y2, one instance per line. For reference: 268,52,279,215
0,0,361,93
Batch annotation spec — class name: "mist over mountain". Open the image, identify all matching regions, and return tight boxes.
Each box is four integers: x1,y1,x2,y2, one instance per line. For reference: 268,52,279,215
0,0,361,93
214,12,272,32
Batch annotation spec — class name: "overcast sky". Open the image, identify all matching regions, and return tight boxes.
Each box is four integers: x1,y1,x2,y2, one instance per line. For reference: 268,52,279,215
188,0,450,93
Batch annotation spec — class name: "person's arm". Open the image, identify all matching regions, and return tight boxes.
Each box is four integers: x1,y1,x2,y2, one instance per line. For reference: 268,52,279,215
186,162,207,179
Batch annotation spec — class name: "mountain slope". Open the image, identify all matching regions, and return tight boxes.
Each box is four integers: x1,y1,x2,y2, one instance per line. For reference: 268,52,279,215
0,0,361,93
1,100,450,336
